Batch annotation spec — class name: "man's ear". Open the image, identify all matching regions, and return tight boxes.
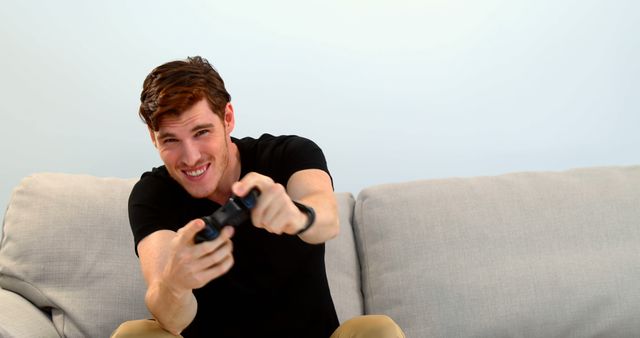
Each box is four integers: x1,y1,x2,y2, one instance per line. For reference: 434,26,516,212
148,127,158,148
224,102,235,133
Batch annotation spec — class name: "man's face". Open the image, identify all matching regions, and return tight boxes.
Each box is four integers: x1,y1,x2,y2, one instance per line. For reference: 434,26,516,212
150,99,235,200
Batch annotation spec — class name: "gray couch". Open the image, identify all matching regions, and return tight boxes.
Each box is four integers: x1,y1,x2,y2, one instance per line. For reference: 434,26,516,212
1,165,639,337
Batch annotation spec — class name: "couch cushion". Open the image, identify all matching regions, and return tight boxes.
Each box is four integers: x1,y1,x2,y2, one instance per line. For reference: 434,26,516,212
354,166,640,337
0,173,149,337
0,287,59,337
325,192,363,322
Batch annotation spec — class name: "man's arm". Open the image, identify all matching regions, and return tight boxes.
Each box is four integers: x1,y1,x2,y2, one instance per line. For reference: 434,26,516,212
137,220,235,335
232,169,339,244
286,169,339,244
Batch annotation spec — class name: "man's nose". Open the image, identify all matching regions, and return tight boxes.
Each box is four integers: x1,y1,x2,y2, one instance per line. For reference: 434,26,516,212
181,140,201,166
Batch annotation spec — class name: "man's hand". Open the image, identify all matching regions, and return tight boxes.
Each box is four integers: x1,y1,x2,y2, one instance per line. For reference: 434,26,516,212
232,172,306,235
162,219,235,291
231,170,339,243
137,219,235,334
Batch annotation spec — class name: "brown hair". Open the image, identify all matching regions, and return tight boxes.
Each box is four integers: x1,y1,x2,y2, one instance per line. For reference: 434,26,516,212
139,56,231,131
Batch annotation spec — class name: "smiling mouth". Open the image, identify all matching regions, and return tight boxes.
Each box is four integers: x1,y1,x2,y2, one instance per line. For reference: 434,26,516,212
183,164,209,178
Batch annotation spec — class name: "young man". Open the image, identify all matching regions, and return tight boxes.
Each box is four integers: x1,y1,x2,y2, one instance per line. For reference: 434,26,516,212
117,56,404,338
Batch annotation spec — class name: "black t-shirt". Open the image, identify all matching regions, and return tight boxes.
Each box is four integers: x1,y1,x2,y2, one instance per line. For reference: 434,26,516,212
128,134,339,338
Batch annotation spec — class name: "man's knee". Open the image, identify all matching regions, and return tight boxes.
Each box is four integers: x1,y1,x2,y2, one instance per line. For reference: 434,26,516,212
331,315,405,338
111,319,183,338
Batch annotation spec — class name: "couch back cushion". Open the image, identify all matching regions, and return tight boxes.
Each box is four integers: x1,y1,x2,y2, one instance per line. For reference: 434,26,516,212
354,166,640,337
325,192,364,322
0,173,149,337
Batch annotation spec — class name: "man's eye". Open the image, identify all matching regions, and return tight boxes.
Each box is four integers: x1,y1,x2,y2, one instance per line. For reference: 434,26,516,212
162,138,178,144
195,130,209,137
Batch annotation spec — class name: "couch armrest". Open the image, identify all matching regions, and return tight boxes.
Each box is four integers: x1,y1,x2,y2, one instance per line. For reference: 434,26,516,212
0,287,59,337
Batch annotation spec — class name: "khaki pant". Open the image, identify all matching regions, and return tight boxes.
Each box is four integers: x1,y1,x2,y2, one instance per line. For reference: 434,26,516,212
111,315,405,338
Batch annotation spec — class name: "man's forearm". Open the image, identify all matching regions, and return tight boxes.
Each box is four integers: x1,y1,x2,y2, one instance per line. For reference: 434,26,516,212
296,191,339,244
285,169,340,244
145,280,197,335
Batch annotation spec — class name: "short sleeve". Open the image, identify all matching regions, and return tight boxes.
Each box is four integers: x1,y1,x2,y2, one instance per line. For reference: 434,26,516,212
245,134,332,188
128,172,183,254
278,136,330,183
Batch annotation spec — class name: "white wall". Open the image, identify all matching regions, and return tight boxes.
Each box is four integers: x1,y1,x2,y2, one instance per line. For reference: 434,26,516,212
1,0,638,223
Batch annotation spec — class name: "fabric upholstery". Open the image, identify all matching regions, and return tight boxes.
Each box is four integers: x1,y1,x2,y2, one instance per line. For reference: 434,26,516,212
354,166,640,337
0,173,150,337
0,287,59,337
325,192,364,322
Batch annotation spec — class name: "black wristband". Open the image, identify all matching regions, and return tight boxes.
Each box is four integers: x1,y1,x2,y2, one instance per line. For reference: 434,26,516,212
293,201,316,235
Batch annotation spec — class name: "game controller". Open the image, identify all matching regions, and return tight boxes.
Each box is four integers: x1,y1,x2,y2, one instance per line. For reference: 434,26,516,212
194,188,260,243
